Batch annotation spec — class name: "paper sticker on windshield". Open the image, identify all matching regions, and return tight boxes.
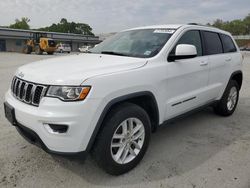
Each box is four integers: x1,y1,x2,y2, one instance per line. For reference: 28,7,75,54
144,51,152,56
153,29,175,34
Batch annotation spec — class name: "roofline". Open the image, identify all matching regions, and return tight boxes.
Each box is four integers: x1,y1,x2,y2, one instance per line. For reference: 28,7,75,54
123,24,184,32
119,24,230,35
0,27,98,38
183,24,231,35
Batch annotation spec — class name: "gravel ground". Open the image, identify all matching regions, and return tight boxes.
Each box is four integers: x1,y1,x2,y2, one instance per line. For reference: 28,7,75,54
0,52,250,188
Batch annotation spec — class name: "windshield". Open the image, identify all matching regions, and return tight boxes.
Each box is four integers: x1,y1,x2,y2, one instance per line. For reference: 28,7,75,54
90,29,175,58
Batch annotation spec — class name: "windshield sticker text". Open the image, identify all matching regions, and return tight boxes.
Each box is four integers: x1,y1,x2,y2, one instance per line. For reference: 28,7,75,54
153,29,175,34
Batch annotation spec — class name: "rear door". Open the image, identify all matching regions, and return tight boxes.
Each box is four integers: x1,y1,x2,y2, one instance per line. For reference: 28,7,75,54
202,31,232,100
165,30,210,119
220,34,241,72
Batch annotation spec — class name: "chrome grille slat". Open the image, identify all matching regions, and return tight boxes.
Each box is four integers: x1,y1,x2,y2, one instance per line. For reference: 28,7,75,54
40,86,47,102
22,82,28,100
13,78,18,96
11,77,16,92
31,85,37,105
17,80,23,99
24,84,33,103
11,77,47,107
15,80,21,97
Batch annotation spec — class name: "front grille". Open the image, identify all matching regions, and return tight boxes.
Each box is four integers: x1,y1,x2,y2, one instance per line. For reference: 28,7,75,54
11,77,47,107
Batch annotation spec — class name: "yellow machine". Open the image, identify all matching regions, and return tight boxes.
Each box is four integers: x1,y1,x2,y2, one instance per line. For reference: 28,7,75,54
23,32,57,55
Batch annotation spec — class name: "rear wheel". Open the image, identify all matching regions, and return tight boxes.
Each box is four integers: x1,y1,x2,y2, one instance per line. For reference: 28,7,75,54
92,103,151,175
214,80,239,116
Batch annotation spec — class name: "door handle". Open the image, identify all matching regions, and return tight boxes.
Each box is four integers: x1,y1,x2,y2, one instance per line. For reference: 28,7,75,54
200,61,208,66
225,57,232,62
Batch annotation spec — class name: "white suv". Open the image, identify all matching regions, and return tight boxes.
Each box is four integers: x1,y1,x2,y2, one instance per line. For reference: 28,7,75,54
4,24,243,175
56,43,71,53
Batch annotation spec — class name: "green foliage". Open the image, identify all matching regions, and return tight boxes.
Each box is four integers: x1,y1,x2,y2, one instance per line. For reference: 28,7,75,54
7,17,94,36
9,17,30,30
38,18,94,35
208,13,250,35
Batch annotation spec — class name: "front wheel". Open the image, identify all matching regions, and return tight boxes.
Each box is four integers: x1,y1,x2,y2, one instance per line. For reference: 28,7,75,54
214,80,239,116
92,103,151,175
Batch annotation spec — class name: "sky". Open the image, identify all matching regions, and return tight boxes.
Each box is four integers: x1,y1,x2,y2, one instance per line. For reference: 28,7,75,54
0,0,249,34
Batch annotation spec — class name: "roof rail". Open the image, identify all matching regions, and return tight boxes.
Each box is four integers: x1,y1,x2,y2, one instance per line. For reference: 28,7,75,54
187,23,200,25
187,23,218,29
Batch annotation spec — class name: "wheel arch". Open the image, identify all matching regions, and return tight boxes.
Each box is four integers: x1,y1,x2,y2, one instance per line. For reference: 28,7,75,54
229,70,243,90
86,91,159,152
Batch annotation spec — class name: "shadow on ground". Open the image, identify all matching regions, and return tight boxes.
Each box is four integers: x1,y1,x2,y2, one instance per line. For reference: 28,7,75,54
51,98,250,186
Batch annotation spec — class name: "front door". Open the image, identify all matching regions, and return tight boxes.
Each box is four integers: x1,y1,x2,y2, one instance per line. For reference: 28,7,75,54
165,30,209,120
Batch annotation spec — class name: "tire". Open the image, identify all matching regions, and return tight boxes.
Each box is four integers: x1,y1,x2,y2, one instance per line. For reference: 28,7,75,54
47,52,54,55
23,45,32,54
92,103,151,175
35,46,43,55
213,80,239,116
60,49,63,53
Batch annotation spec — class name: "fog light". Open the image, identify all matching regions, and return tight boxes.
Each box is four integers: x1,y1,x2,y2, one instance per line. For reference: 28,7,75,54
44,124,68,134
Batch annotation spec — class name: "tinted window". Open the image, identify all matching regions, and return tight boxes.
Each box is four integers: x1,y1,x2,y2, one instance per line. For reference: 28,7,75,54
220,34,237,53
203,31,223,55
170,30,202,56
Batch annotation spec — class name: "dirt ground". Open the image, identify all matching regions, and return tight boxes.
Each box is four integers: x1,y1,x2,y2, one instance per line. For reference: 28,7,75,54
0,52,250,188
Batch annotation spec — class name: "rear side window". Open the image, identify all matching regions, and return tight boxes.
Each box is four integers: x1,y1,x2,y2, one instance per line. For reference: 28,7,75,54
203,31,223,55
220,34,237,53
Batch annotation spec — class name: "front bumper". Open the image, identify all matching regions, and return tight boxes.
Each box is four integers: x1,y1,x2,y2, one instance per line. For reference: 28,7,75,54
5,90,102,153
15,121,86,157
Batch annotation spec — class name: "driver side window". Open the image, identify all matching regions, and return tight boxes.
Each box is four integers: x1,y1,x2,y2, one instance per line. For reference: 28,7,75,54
170,30,203,57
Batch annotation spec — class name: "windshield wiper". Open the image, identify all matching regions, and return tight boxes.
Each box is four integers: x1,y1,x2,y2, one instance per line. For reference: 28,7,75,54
101,51,128,56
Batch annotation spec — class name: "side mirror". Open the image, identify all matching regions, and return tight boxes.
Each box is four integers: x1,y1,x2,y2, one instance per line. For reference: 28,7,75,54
169,44,197,61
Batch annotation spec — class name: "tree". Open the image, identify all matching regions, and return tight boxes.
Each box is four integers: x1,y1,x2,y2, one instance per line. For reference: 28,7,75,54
9,17,30,30
228,20,246,35
208,13,250,35
38,18,94,35
243,14,250,34
213,19,224,29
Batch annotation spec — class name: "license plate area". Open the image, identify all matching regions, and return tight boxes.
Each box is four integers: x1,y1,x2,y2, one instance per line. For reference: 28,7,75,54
4,102,17,126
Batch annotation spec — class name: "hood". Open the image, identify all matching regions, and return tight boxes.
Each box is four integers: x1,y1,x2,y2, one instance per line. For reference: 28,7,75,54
15,54,147,85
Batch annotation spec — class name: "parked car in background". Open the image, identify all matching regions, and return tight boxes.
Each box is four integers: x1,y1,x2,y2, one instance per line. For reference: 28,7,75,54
78,45,92,53
56,43,71,53
240,46,250,51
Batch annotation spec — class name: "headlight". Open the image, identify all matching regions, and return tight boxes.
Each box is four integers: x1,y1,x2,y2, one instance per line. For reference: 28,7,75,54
46,86,91,101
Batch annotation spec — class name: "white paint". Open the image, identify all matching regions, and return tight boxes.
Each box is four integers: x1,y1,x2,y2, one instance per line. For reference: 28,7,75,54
175,44,197,56
5,24,243,154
